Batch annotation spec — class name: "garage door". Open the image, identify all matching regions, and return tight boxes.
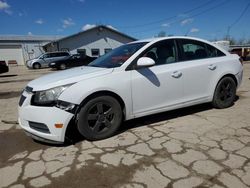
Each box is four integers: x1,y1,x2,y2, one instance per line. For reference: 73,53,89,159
0,45,24,65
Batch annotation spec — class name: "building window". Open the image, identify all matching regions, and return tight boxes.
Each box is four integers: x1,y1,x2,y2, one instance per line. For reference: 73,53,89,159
77,49,86,56
91,49,100,57
104,48,112,54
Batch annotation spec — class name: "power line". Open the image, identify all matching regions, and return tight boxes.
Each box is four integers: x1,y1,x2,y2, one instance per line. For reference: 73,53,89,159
126,0,229,36
226,1,250,39
230,1,250,28
116,0,216,29
169,0,229,26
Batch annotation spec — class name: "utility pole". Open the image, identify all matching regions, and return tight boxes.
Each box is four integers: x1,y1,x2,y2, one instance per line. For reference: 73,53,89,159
226,26,231,41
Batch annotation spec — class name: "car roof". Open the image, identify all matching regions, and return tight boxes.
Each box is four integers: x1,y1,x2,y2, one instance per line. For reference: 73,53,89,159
130,36,212,44
45,51,69,54
129,36,229,55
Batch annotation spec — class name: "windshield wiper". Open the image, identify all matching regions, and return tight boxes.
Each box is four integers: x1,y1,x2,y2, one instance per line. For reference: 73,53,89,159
88,64,102,68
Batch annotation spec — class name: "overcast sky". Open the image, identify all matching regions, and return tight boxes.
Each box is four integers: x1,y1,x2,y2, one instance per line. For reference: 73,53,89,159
0,0,249,40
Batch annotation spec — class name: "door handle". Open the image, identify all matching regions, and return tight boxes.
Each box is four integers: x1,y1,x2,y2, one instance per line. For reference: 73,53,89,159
171,71,182,78
208,64,217,70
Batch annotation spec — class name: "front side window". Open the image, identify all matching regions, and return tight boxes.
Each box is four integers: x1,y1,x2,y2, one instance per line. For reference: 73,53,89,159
39,55,45,59
42,54,50,58
141,40,177,65
89,42,147,68
49,53,57,57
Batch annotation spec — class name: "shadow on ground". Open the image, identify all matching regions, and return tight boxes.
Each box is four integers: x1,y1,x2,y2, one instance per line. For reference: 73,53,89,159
28,96,240,147
0,74,17,78
65,103,214,146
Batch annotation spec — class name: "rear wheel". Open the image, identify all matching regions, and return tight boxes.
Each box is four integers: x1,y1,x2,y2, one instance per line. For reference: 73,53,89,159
33,63,41,69
77,96,122,140
59,63,66,70
212,77,236,109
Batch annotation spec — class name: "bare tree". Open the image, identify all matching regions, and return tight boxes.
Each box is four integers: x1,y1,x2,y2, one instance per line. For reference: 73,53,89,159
156,31,166,37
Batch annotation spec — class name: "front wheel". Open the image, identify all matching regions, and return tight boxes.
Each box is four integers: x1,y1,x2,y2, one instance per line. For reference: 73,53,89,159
212,77,236,109
33,63,41,69
77,96,122,140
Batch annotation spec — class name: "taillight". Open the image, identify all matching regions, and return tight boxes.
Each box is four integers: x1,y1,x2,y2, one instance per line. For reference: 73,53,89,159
239,57,244,65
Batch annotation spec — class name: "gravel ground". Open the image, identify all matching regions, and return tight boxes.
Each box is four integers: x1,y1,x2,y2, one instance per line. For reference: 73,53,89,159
0,64,250,188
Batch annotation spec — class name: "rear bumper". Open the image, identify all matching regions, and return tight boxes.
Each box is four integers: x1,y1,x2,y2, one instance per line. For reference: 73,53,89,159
235,69,243,88
0,66,9,74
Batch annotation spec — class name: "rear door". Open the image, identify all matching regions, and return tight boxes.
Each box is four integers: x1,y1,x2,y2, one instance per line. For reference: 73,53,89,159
47,52,69,64
43,53,60,65
176,39,225,103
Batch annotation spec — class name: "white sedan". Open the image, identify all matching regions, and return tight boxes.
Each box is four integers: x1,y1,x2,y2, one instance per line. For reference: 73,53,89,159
18,36,243,144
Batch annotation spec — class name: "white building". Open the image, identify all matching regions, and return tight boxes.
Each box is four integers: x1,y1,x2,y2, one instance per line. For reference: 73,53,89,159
212,40,230,51
0,35,61,65
44,25,136,57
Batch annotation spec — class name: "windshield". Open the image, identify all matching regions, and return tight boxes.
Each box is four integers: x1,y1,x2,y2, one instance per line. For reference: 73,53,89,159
34,54,44,59
88,42,147,68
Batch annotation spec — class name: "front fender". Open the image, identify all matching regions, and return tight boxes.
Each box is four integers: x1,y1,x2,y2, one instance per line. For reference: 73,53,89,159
59,71,133,120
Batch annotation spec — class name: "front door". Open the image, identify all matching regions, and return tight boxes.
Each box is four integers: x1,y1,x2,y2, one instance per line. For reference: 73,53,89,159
131,39,184,116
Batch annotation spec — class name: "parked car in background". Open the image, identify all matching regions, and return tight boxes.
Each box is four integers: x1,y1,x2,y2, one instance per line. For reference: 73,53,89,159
49,54,97,70
0,60,9,74
230,47,250,61
26,51,70,69
19,36,243,144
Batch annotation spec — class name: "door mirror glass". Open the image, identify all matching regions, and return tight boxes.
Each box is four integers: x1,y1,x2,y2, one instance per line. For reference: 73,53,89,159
137,57,155,68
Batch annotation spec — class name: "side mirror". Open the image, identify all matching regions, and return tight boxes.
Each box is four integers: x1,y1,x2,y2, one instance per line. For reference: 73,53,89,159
137,57,155,68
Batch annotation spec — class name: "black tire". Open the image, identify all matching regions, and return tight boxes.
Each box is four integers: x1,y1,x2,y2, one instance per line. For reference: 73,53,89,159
33,63,41,69
77,96,122,140
212,77,236,109
59,63,66,70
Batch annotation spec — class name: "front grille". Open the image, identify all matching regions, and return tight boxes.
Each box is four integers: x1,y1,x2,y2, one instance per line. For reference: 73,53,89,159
29,121,50,134
19,95,26,107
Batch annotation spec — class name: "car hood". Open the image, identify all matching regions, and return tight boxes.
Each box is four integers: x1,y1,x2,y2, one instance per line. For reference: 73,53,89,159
27,58,39,62
28,66,113,91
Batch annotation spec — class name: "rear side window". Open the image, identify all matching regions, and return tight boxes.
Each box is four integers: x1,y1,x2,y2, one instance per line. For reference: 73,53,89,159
49,53,57,57
178,39,208,61
57,52,69,57
47,53,57,58
206,44,225,57
50,52,69,57
178,39,225,61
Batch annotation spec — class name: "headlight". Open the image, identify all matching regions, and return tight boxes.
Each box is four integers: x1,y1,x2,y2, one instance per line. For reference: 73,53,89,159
32,84,73,106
